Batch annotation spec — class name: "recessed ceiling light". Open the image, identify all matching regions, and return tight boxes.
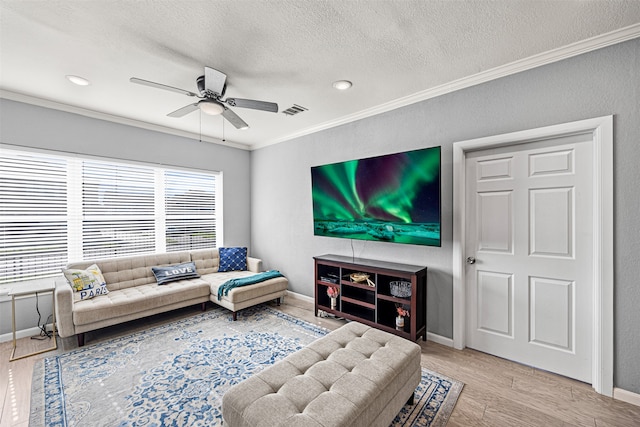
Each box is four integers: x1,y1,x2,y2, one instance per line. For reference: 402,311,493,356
332,80,353,90
66,75,90,86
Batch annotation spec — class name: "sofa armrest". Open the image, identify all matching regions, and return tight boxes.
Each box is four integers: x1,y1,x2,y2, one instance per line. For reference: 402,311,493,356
247,257,262,273
54,277,76,338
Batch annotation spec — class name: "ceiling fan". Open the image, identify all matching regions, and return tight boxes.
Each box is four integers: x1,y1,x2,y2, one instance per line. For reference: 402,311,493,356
130,66,278,130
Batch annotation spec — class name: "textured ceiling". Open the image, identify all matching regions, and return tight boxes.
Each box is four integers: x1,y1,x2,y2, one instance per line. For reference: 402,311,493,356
1,1,640,149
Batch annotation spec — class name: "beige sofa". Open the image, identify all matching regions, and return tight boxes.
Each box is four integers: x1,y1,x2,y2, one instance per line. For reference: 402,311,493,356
55,248,288,346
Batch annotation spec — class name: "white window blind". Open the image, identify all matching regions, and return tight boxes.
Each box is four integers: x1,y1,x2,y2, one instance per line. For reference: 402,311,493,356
165,170,217,251
0,147,221,285
82,160,156,260
0,150,69,283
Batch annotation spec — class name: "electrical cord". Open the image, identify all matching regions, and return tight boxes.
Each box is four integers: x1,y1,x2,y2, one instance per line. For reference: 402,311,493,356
351,239,355,262
31,291,53,340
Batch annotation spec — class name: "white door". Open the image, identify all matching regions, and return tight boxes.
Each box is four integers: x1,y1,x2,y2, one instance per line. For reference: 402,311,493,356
465,133,593,382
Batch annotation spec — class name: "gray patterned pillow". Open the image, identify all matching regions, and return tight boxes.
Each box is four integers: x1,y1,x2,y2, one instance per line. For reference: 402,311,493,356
151,262,200,285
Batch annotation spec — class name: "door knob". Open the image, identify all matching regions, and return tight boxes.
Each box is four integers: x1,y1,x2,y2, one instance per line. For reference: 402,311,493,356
466,257,476,264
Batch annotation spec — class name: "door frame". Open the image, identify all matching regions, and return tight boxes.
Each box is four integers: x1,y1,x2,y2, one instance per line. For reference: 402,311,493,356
452,116,613,396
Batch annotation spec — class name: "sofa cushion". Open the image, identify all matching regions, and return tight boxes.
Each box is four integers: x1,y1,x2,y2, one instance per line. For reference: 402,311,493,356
190,248,220,274
218,247,247,272
151,262,200,285
72,278,210,326
62,264,110,301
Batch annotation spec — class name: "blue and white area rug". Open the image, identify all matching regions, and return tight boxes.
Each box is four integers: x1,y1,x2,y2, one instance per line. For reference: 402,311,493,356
30,305,463,426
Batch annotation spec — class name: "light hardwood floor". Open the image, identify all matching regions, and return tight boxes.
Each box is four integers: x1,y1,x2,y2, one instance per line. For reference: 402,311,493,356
1,296,639,426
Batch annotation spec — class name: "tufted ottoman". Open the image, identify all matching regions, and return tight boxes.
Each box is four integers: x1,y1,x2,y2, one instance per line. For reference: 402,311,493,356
222,321,422,427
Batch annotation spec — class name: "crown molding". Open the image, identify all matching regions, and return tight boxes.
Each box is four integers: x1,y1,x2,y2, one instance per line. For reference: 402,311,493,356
0,90,250,151
251,22,640,150
2,22,639,152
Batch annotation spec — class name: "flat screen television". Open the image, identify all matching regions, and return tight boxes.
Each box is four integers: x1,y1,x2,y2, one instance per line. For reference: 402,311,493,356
311,146,441,247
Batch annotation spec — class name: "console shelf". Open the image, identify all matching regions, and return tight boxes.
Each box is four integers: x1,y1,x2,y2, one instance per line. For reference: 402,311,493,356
314,254,427,342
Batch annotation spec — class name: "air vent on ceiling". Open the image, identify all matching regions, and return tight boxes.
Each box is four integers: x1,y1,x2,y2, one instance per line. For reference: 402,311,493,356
282,104,308,116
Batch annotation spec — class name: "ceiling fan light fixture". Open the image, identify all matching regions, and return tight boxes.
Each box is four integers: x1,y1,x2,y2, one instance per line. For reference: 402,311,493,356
199,100,225,115
66,75,90,86
332,80,352,90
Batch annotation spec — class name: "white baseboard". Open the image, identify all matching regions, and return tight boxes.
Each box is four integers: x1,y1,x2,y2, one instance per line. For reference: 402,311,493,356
285,290,314,303
614,387,640,407
0,323,54,343
427,332,454,347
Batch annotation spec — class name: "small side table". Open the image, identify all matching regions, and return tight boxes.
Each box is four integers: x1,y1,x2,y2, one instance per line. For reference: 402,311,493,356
9,282,57,361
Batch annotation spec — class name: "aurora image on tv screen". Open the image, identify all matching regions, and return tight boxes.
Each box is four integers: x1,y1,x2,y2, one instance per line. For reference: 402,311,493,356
311,146,441,247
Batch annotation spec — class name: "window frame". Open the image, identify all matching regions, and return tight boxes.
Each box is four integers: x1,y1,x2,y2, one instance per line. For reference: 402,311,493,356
0,144,223,285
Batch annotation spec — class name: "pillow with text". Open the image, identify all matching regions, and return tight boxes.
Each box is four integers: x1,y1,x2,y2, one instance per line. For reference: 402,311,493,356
62,264,109,301
151,262,200,285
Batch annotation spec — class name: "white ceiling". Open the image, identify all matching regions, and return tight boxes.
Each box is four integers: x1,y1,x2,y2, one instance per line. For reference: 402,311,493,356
1,1,640,150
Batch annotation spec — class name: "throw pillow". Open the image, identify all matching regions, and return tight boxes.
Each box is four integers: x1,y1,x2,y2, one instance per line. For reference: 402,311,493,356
62,264,109,301
218,247,247,272
151,262,200,285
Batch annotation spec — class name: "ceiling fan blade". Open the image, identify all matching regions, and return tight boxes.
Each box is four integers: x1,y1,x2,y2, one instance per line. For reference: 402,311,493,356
222,107,249,129
204,67,227,96
167,103,200,118
130,77,197,97
225,98,278,113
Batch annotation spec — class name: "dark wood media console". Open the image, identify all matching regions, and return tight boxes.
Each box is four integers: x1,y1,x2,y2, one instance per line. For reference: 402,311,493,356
314,254,427,342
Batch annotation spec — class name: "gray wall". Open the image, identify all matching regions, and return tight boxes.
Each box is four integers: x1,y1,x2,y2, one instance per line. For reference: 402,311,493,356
0,99,252,335
251,38,640,393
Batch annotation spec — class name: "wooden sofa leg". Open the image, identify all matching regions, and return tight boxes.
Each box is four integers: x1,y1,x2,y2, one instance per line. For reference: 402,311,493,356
77,333,85,347
232,311,237,321
406,392,415,406
201,302,206,311
276,297,281,306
